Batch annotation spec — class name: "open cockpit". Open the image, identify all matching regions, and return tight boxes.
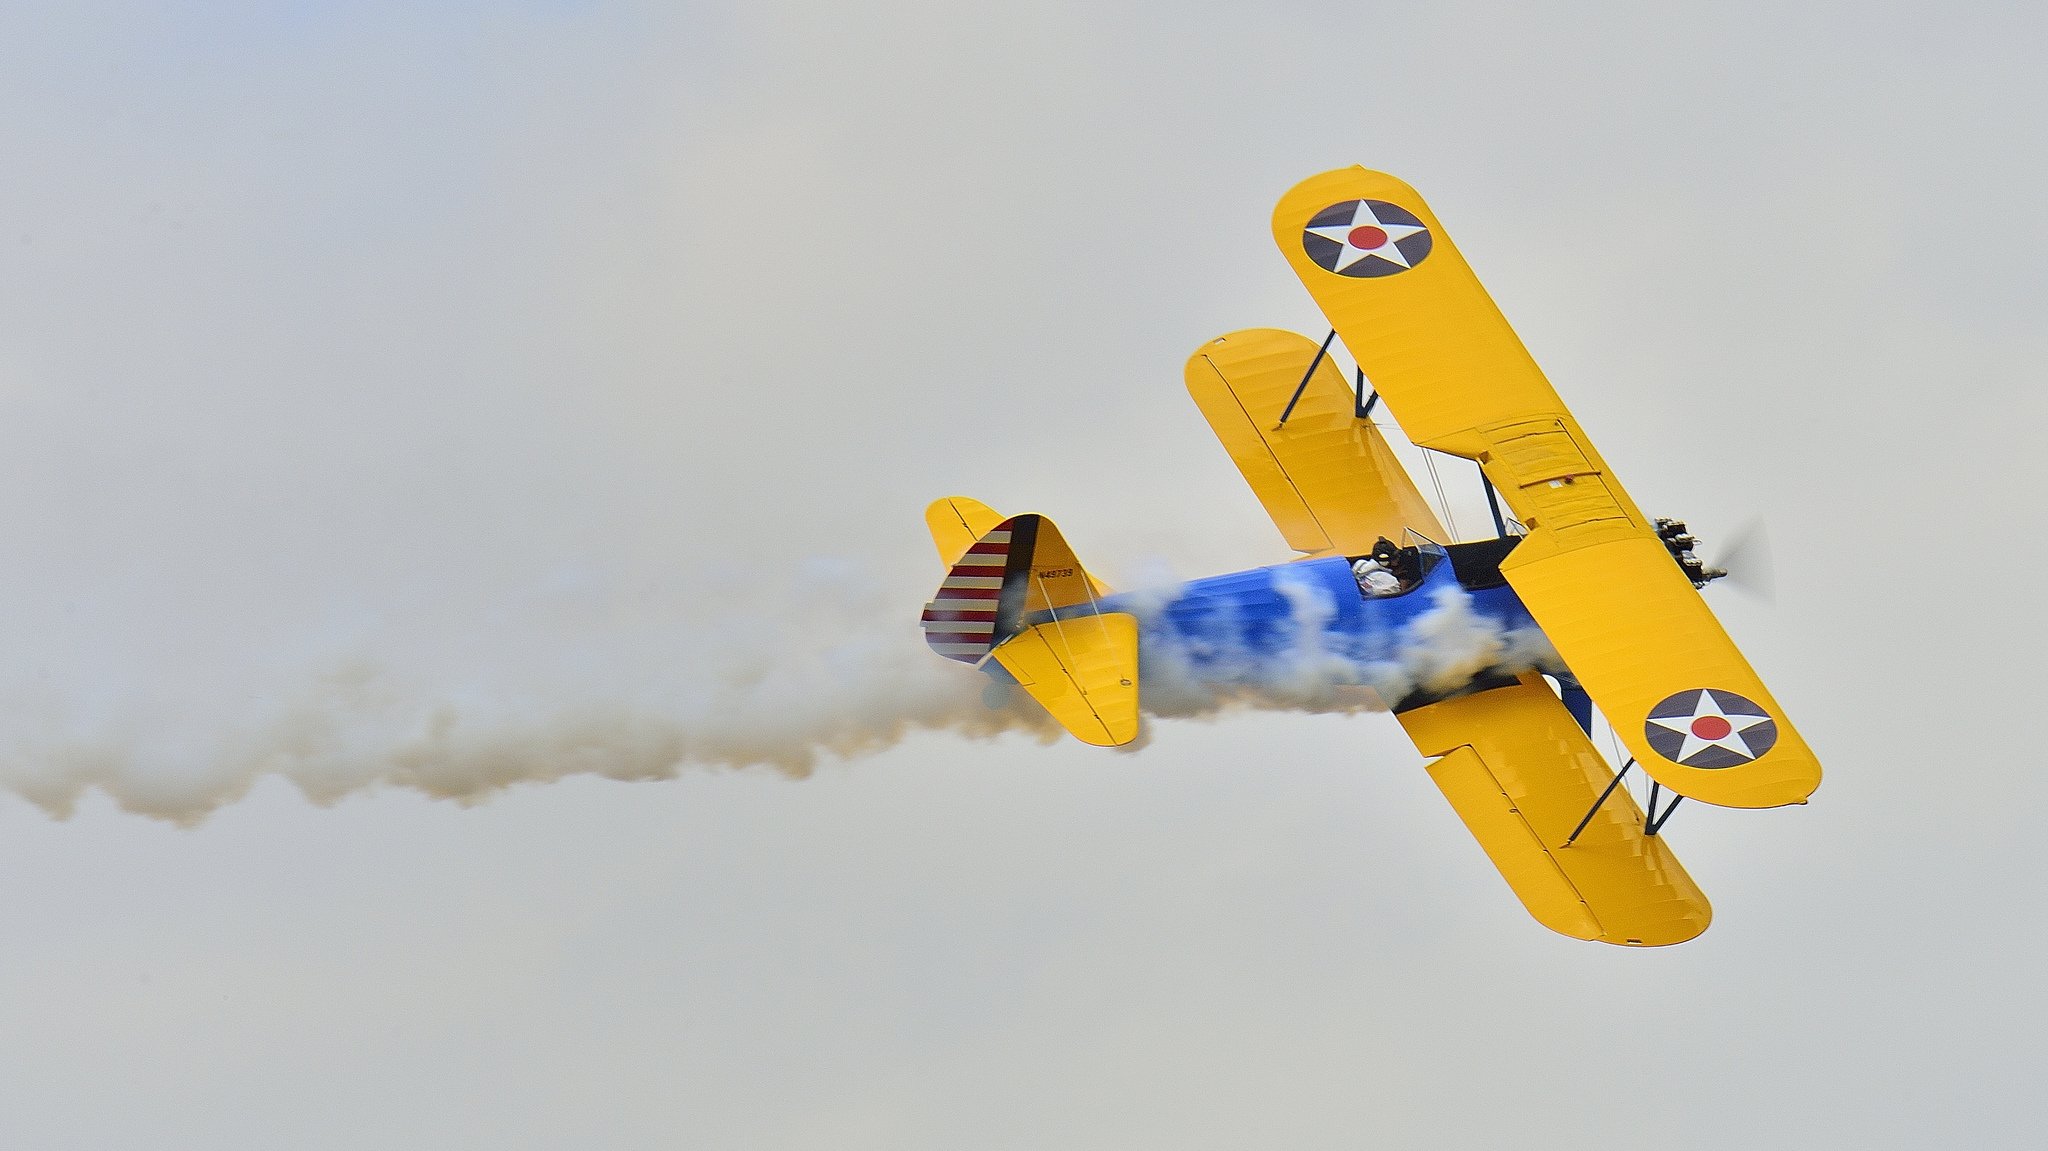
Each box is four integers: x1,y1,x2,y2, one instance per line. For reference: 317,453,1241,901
1347,534,1525,600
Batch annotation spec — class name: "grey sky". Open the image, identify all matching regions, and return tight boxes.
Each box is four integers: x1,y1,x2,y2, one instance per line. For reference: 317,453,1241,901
0,1,2042,1147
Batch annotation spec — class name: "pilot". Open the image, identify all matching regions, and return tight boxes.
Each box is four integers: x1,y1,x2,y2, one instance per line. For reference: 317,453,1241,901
1352,556,1403,597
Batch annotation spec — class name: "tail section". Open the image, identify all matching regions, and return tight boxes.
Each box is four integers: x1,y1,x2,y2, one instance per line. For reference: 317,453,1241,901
920,510,1019,665
924,496,1006,568
991,614,1140,746
920,505,1140,746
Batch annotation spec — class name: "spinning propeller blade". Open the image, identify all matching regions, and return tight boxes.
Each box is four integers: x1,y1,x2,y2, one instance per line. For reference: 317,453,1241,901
1708,518,1774,602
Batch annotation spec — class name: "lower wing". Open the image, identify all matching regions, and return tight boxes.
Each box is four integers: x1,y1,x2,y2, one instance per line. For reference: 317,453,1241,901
1399,680,1711,946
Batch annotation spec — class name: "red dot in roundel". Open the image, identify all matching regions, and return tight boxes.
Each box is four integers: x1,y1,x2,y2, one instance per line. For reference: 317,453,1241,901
1691,715,1733,740
1347,225,1388,250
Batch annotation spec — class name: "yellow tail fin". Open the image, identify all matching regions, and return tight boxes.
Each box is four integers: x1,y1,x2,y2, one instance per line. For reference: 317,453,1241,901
919,507,1140,746
924,497,1005,568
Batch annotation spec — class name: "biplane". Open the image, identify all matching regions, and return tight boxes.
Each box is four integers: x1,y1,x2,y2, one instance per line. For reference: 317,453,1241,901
919,168,1820,946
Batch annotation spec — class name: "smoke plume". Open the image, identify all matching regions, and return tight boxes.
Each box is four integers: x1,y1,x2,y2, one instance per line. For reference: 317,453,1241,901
0,561,1058,823
0,558,1560,824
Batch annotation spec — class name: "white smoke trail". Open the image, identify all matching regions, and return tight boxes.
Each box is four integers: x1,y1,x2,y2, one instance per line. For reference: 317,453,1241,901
0,557,1561,824
0,561,1063,824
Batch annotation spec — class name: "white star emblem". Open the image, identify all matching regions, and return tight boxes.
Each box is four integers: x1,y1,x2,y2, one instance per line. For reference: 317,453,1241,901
1304,201,1429,273
1646,690,1773,765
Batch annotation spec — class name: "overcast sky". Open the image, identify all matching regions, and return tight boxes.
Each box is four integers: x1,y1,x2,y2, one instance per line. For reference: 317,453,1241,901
1,2,2044,1147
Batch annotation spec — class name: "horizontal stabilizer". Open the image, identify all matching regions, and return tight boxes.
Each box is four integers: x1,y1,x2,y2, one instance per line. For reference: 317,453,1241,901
992,613,1141,746
1399,682,1710,946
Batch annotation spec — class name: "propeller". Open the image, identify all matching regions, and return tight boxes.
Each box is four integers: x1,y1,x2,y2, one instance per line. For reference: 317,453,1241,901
1706,518,1774,602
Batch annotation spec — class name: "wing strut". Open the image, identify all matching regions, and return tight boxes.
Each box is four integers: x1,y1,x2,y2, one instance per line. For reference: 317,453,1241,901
1563,757,1634,849
1480,465,1508,537
1355,368,1378,419
1270,331,1384,429
1645,783,1684,836
1562,757,1686,844
1275,329,1338,428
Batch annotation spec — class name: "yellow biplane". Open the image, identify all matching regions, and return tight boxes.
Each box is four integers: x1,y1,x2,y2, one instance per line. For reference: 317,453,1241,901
919,168,1820,945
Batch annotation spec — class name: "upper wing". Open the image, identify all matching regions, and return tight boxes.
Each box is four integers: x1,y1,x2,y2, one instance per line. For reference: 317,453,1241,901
1273,168,1819,809
1399,680,1710,946
1185,328,1443,557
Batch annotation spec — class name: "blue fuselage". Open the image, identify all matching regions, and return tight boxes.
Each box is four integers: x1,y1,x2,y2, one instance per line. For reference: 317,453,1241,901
1036,549,1556,712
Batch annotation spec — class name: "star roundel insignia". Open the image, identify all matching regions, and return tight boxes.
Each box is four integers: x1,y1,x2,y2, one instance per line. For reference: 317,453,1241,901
1644,689,1779,769
1303,200,1432,277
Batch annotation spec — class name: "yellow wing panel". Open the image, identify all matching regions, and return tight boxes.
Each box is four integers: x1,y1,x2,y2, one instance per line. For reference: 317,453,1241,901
1185,328,1442,556
992,612,1140,747
1399,684,1710,947
1271,168,1578,449
1501,537,1821,809
1274,168,1819,809
925,497,1005,568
